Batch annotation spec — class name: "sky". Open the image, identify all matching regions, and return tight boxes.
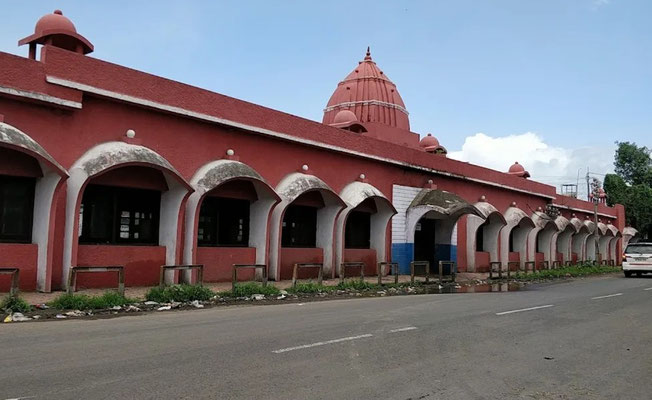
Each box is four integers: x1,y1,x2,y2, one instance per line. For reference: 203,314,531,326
1,1,650,198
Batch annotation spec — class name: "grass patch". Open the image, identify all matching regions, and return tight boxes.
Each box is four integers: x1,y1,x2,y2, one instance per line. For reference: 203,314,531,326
145,284,215,303
337,280,380,291
49,291,137,310
512,264,620,281
220,282,281,298
1,296,32,313
286,282,339,294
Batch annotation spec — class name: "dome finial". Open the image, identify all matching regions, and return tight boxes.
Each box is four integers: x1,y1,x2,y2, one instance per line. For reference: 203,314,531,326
364,46,372,60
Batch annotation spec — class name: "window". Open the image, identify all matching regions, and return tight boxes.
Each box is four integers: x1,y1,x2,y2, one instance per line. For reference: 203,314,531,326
345,211,371,249
198,197,250,247
79,184,160,245
509,229,516,252
0,175,35,243
475,222,486,251
535,232,541,253
282,205,317,247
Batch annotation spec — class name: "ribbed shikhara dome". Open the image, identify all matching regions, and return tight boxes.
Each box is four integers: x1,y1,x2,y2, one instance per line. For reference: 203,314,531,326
323,48,410,131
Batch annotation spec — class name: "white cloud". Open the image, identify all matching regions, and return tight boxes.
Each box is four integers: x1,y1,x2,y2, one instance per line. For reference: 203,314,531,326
448,132,615,199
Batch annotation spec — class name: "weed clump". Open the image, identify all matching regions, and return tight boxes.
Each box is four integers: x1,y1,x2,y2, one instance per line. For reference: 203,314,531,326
1,296,32,313
221,282,280,297
49,291,136,310
145,284,215,303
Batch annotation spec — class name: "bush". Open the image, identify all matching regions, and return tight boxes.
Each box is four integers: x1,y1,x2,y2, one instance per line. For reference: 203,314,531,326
337,280,378,291
512,265,619,281
49,291,137,310
145,284,215,303
287,282,336,294
222,282,280,297
1,296,32,313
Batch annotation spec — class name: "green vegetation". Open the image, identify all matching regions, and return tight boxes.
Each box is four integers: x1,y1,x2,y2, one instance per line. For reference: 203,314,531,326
1,296,32,313
220,282,281,298
145,284,215,303
287,282,332,294
604,141,652,239
512,264,620,281
49,291,137,310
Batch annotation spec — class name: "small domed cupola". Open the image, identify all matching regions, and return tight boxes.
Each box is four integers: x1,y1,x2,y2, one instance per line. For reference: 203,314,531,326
419,133,447,155
18,10,94,60
508,161,530,178
328,110,367,133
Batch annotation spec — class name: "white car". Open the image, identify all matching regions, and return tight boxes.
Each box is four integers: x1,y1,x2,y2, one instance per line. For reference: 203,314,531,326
623,242,652,277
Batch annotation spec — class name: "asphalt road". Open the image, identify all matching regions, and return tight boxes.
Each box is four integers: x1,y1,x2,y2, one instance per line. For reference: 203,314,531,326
1,275,652,400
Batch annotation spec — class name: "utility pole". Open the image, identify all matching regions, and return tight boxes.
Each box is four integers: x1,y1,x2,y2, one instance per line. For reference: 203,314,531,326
589,177,601,264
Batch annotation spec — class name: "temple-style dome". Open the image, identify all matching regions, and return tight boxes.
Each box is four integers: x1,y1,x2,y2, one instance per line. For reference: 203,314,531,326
508,161,530,178
323,47,410,131
19,10,94,57
419,133,447,155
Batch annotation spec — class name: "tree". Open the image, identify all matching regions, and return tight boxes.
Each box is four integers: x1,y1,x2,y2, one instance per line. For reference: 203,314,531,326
604,142,652,239
614,141,652,186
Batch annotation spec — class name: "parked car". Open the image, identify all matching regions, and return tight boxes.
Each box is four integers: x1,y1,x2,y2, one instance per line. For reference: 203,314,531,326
623,242,652,277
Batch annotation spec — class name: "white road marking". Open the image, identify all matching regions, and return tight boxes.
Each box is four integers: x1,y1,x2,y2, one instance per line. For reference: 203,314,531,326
496,304,554,316
591,293,623,300
644,287,652,291
4,396,36,400
389,326,418,333
272,334,373,354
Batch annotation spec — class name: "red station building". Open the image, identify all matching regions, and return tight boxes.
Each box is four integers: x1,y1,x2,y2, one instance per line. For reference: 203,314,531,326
0,11,625,292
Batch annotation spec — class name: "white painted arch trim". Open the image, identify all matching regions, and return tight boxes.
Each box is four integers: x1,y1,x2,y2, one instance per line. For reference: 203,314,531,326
183,160,280,276
500,207,535,268
269,172,346,280
335,181,397,276
466,201,507,272
527,212,559,263
0,122,68,292
62,141,192,288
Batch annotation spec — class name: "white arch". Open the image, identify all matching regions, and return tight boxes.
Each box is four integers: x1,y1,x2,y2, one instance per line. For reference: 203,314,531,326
62,141,192,288
0,122,68,292
554,216,576,263
335,181,396,276
465,201,507,272
598,229,614,262
528,212,559,265
269,172,345,280
500,206,535,269
583,220,599,261
182,160,280,281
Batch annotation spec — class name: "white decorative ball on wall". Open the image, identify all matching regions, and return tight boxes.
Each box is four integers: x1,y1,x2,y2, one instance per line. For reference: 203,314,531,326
226,149,235,156
126,129,136,138
359,173,366,180
302,164,309,171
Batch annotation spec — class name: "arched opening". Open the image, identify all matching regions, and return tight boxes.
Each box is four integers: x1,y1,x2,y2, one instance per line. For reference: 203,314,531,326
0,122,67,292
555,225,575,263
183,159,279,283
571,226,590,263
500,207,535,270
336,181,396,278
465,201,506,272
598,233,612,263
269,173,345,281
406,190,482,276
528,214,558,268
585,235,598,261
63,142,192,289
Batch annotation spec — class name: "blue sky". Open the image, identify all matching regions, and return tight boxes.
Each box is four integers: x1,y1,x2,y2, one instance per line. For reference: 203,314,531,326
1,1,650,195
